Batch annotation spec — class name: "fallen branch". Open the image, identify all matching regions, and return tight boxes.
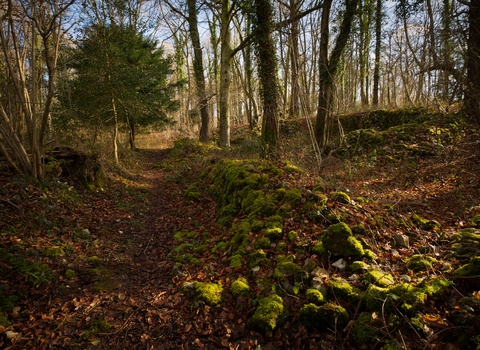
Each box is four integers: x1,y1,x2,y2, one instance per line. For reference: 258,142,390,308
0,198,22,211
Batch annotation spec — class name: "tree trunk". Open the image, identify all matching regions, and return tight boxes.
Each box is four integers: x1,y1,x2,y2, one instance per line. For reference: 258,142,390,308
315,0,358,147
187,0,210,143
219,0,231,147
254,0,279,151
465,0,480,123
373,0,381,106
289,0,300,119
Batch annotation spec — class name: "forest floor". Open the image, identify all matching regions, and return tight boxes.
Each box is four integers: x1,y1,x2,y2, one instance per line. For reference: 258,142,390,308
1,108,480,349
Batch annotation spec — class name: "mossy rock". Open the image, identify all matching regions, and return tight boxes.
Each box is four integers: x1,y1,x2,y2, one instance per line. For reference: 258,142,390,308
253,237,271,250
44,246,65,259
284,188,302,206
288,231,297,241
212,242,229,253
411,214,442,231
329,278,363,305
407,254,438,272
364,285,390,311
247,194,277,221
230,278,250,298
278,204,293,217
312,241,327,257
228,254,242,268
326,213,341,224
297,303,349,331
351,225,366,236
306,288,325,305
453,256,480,276
389,283,426,314
364,249,377,261
194,282,223,306
185,184,201,200
276,261,308,281
322,223,364,258
248,250,268,268
472,215,480,228
352,312,382,346
307,191,328,208
451,228,480,258
350,261,368,273
265,227,283,241
330,191,351,204
277,242,286,253
364,269,395,287
247,294,289,334
193,245,208,254
265,215,284,229
65,269,76,279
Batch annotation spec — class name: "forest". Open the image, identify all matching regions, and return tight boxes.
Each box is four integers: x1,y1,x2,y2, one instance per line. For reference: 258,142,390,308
1,0,480,348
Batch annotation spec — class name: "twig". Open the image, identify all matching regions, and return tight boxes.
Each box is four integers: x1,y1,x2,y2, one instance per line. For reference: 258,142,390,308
0,198,22,211
142,235,154,255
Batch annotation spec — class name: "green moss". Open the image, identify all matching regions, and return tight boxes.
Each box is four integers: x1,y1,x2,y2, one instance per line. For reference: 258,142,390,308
87,256,103,265
411,214,442,231
173,231,186,242
322,223,364,258
306,289,325,305
275,188,287,200
188,258,202,266
0,311,10,327
364,249,376,261
288,231,297,241
266,215,284,228
312,241,327,257
284,189,302,206
352,312,381,345
84,317,111,339
230,278,250,298
194,282,223,306
354,197,365,204
228,255,242,268
212,242,229,253
278,203,293,217
472,215,480,228
330,192,351,204
250,220,265,232
277,242,286,253
185,183,201,200
0,289,17,313
248,194,277,220
364,285,390,311
297,303,349,330
329,278,362,304
364,269,395,287
351,225,366,236
389,283,426,313
193,245,208,254
248,250,268,267
44,246,65,259
171,243,192,255
453,256,480,276
65,269,76,279
326,213,340,224
265,227,283,241
253,237,271,250
350,261,368,273
247,295,289,334
276,261,308,281
407,254,438,272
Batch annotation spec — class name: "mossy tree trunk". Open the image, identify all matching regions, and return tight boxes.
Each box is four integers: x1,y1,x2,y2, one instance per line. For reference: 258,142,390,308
315,0,358,147
254,0,279,152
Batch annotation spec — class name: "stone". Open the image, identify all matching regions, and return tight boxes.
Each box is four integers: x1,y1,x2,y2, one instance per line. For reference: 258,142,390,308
303,258,317,272
311,277,328,297
332,258,347,270
311,267,329,279
393,234,410,248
